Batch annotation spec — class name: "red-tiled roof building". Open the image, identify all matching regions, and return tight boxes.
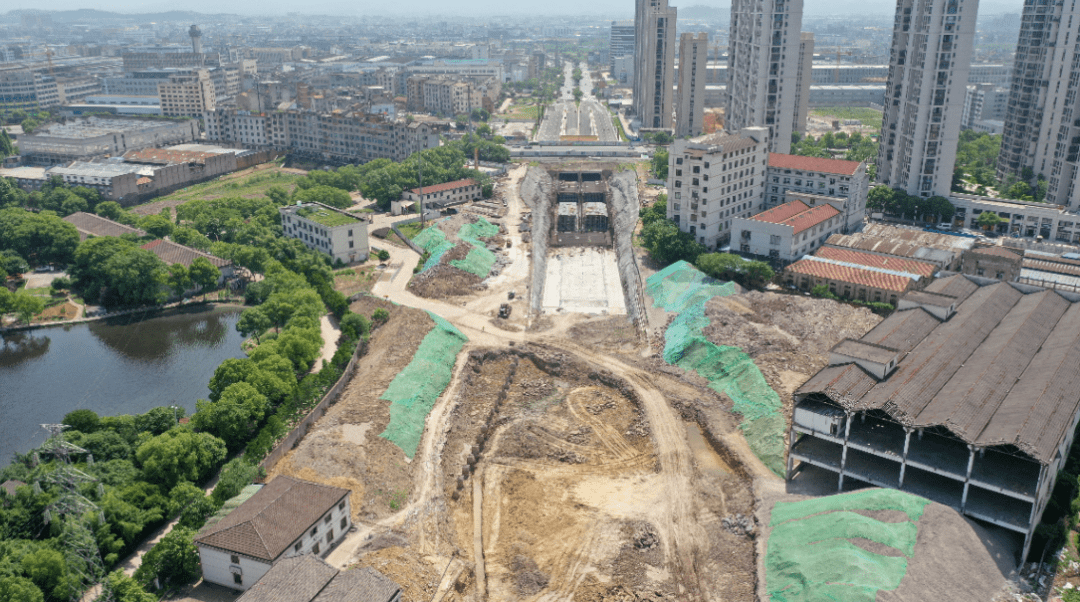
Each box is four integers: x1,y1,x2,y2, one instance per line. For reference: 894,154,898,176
783,246,935,304
401,178,481,209
764,152,870,233
731,199,846,262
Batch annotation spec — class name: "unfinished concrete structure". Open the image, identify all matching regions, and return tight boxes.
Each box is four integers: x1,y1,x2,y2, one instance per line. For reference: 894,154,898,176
553,170,611,247
789,274,1080,559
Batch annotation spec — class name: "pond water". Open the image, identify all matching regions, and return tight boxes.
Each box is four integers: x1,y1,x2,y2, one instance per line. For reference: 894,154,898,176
0,306,247,464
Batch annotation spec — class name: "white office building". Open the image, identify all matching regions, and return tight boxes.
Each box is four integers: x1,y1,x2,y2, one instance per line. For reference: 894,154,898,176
666,127,770,249
633,0,677,129
725,0,811,154
996,0,1080,207
877,0,977,198
675,33,708,139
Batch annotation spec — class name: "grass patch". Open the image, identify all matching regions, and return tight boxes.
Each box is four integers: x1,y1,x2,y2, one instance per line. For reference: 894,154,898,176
809,107,884,131
396,222,425,240
503,102,541,121
333,266,378,296
133,168,304,207
296,206,360,227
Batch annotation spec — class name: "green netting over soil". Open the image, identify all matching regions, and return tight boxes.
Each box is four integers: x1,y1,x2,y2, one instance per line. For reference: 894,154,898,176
766,489,931,602
645,261,785,475
379,311,467,457
412,219,454,272
450,218,500,278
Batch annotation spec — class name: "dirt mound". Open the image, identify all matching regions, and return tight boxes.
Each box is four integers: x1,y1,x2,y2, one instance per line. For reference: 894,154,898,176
349,545,442,602
407,263,483,298
511,555,550,595
568,315,640,350
702,291,882,419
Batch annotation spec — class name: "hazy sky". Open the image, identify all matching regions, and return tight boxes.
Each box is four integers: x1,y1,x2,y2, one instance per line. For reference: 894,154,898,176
5,0,1027,17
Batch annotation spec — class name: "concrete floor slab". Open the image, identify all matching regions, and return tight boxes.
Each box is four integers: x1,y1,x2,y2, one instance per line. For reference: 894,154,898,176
542,248,626,315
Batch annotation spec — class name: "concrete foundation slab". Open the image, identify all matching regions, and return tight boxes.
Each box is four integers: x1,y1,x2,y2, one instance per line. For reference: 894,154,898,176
542,247,626,315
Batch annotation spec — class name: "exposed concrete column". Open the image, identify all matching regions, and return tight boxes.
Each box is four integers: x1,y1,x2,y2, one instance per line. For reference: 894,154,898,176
1022,463,1050,562
838,411,854,491
898,427,913,487
786,422,797,480
961,445,976,511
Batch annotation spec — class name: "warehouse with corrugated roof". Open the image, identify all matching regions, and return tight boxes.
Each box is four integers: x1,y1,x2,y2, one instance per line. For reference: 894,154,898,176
789,273,1080,559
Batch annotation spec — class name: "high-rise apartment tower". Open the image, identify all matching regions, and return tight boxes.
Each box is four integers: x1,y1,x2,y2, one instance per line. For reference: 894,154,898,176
725,0,808,153
610,21,636,73
633,0,677,129
877,0,978,198
676,33,708,138
996,0,1080,206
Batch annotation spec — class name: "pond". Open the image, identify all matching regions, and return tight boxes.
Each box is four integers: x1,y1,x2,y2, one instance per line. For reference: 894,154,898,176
0,305,248,464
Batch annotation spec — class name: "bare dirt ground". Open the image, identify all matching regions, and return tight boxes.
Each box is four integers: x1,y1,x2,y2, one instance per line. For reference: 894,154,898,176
701,291,882,420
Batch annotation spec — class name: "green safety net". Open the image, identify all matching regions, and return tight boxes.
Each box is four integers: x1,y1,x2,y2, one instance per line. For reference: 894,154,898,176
644,261,785,475
766,489,931,602
450,218,500,278
412,220,455,272
379,311,467,457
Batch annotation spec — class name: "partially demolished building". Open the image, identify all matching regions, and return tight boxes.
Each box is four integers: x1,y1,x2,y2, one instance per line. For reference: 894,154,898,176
789,274,1080,558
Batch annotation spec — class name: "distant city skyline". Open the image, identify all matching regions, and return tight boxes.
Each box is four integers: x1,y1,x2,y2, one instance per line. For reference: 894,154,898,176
1,0,1028,17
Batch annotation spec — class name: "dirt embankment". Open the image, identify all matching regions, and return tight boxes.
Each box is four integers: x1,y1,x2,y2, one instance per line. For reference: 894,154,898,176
520,166,554,314
702,291,882,415
266,297,434,521
609,170,647,329
407,213,507,299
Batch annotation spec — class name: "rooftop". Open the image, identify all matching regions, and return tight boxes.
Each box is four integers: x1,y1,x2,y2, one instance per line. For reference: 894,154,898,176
825,232,959,266
768,153,862,176
685,131,762,153
786,256,916,292
861,223,976,252
235,554,401,602
48,161,151,178
408,178,477,196
749,200,840,234
124,148,218,165
291,204,361,228
194,476,349,561
815,246,936,278
797,275,1080,465
63,212,147,241
141,239,230,268
26,117,190,140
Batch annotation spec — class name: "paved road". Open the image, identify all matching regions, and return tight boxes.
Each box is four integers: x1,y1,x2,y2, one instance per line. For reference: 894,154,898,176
535,61,619,143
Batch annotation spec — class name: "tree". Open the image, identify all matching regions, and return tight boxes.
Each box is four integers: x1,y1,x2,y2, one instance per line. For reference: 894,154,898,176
166,264,190,299
651,148,669,180
187,257,220,299
977,211,1005,230
62,409,100,433
340,312,371,340
21,548,68,600
135,428,227,489
191,382,269,447
236,307,271,344
12,292,44,325
133,527,201,590
97,571,156,602
639,219,705,265
376,249,390,261
372,307,389,324
696,252,743,281
1005,181,1034,201
210,458,260,506
0,208,80,265
138,214,174,239
0,577,43,602
100,248,168,308
167,482,218,530
639,194,667,226
293,185,353,209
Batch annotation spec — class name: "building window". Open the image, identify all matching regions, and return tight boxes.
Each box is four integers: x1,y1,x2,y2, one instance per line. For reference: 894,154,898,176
340,517,347,529
326,530,334,543
230,555,240,564
338,501,345,511
312,543,320,555
770,235,781,245
294,542,302,552
324,515,332,524
233,574,243,585
311,527,318,537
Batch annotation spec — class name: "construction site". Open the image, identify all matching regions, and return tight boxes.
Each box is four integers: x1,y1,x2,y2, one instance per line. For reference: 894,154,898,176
244,161,1048,602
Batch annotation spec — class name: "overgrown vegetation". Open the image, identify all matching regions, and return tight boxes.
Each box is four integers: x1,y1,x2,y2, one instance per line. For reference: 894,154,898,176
639,194,706,265
866,187,956,222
